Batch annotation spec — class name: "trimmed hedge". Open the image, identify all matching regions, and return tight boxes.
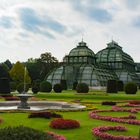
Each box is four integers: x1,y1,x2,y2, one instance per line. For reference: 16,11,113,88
124,82,137,94
106,80,117,93
73,82,78,90
40,81,52,92
117,80,124,91
61,80,67,90
76,83,89,93
0,78,10,94
0,126,48,140
53,83,62,93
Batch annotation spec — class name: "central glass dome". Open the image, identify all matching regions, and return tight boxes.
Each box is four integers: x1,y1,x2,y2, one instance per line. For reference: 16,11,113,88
69,41,95,57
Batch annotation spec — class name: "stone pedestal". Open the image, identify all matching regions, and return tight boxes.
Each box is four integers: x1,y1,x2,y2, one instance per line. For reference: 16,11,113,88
17,93,33,109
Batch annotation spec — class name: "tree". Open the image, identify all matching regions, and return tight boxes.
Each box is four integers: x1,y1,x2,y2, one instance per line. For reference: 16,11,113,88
40,52,58,63
0,64,10,79
4,59,12,69
9,61,31,84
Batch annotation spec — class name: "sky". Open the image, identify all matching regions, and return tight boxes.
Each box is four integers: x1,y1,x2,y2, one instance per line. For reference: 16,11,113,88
0,0,140,63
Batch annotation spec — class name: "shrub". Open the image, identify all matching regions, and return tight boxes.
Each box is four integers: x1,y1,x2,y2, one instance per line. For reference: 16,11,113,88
73,82,78,90
61,80,67,90
106,80,117,93
53,83,62,93
40,81,52,92
117,80,124,91
16,83,29,93
28,111,62,119
76,83,89,93
50,118,80,129
0,78,10,94
102,101,116,106
124,82,137,94
10,81,17,92
0,126,59,140
32,87,39,94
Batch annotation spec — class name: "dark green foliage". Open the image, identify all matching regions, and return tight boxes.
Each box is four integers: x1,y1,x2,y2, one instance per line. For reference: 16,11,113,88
4,59,12,69
40,81,52,92
16,83,29,93
10,81,17,92
76,83,89,93
73,82,78,90
0,126,55,140
53,83,62,93
106,80,117,93
32,80,40,94
61,80,67,90
32,86,39,94
124,82,137,94
117,80,124,91
0,64,10,79
0,78,10,94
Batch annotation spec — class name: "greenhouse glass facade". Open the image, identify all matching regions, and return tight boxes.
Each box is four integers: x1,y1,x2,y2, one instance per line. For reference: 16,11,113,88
46,40,140,89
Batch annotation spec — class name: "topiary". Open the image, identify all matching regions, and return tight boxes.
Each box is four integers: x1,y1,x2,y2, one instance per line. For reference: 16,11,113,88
16,83,29,93
73,81,78,90
0,126,56,140
0,78,10,94
32,86,39,94
76,83,89,93
60,80,67,90
40,81,52,92
106,80,117,93
53,83,62,93
117,80,124,91
10,81,17,92
124,82,137,94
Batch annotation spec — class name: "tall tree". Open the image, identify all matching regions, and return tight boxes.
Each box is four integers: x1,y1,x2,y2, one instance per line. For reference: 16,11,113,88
40,52,58,63
9,61,31,84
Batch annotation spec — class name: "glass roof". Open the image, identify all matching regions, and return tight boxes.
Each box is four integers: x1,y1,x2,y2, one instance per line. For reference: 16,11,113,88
69,41,95,57
96,40,134,64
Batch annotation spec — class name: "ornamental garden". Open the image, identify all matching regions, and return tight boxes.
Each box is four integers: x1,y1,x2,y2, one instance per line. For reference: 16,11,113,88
0,41,140,140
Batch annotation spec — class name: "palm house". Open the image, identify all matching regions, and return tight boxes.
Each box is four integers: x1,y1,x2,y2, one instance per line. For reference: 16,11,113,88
46,40,139,89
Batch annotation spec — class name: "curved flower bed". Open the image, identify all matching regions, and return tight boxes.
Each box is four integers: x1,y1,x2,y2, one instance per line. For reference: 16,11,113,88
92,126,138,140
47,131,66,140
50,118,80,129
28,111,62,119
89,107,140,125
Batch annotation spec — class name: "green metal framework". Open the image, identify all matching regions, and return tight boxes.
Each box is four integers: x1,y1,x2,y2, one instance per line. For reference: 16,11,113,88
46,40,140,89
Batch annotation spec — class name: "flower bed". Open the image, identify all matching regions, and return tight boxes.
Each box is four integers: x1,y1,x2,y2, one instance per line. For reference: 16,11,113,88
129,100,140,105
89,107,140,125
4,96,19,101
47,131,66,140
92,125,138,140
50,118,80,129
102,101,116,106
28,111,62,119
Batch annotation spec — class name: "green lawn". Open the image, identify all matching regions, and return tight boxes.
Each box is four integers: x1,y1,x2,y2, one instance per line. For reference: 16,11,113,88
0,90,140,140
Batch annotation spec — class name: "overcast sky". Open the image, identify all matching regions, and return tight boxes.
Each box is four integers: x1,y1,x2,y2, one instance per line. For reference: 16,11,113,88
0,0,140,63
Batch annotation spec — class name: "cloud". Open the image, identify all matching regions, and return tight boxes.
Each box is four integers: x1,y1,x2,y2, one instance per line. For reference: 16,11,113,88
124,0,140,9
69,0,112,23
0,16,13,28
19,7,68,39
133,16,140,28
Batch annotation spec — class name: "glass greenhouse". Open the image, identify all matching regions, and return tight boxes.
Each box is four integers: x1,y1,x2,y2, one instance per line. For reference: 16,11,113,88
46,40,140,89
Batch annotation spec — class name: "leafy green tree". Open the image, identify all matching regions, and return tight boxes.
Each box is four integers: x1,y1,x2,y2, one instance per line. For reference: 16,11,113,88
0,64,10,79
40,52,58,63
9,61,31,84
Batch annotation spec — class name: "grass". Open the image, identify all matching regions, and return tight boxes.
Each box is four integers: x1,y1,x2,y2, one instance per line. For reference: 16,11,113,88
0,90,140,140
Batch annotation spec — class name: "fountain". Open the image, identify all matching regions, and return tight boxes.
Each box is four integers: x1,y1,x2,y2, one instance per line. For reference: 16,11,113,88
0,67,86,111
17,67,33,109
